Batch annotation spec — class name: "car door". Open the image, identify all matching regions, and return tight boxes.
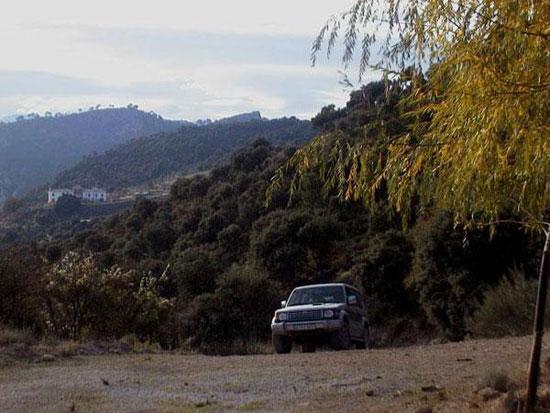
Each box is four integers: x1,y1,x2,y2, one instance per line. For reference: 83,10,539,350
345,287,362,337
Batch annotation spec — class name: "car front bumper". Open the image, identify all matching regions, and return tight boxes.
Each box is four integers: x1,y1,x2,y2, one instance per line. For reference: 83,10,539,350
271,319,344,335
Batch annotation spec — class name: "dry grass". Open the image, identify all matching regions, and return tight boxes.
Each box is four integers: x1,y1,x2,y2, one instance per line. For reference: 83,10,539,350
0,326,34,346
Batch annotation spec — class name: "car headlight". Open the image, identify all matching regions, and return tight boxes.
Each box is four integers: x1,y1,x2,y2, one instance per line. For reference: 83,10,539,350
278,312,288,321
324,310,335,318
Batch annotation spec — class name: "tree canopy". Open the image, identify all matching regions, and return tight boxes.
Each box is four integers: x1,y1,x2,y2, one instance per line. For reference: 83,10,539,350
277,0,549,230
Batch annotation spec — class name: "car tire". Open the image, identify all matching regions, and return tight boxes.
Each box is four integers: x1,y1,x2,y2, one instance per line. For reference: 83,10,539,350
272,334,293,354
301,342,316,353
330,322,351,350
356,325,370,350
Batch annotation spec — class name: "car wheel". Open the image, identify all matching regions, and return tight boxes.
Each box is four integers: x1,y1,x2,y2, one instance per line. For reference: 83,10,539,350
356,325,370,350
301,342,316,353
330,322,351,350
272,334,292,354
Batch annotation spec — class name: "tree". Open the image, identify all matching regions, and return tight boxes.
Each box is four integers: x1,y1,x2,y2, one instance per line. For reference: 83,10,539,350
273,2,549,410
54,194,81,217
2,197,24,215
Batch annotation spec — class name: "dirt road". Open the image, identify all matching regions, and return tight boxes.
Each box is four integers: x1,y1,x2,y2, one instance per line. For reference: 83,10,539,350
0,335,546,412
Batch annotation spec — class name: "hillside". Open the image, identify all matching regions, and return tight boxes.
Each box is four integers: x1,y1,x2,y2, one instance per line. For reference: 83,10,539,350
0,108,185,203
53,116,314,190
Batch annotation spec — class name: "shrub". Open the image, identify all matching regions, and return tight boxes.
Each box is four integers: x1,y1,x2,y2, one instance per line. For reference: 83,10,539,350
0,325,34,346
43,252,174,342
2,197,24,215
183,264,282,354
481,369,510,393
54,194,81,217
0,245,44,331
467,269,550,338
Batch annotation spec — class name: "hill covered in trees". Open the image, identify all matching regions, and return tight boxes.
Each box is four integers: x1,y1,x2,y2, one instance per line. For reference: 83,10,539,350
0,81,541,354
53,116,314,190
0,107,185,203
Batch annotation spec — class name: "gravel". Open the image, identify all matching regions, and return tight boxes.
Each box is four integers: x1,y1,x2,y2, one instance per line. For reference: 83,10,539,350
0,335,546,412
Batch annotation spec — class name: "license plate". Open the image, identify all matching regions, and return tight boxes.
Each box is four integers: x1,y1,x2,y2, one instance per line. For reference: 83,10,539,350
289,323,319,331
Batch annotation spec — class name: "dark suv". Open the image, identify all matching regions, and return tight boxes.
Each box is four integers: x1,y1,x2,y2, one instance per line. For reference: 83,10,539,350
271,283,369,353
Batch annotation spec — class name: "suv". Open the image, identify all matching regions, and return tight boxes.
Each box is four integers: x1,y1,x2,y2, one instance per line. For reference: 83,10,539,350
271,283,369,353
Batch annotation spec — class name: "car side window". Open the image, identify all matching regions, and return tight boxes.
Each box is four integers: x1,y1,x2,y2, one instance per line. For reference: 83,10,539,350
345,287,358,307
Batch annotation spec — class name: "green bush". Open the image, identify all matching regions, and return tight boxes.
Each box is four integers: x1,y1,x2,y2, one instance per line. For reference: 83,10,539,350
183,263,282,354
467,269,550,338
43,252,174,342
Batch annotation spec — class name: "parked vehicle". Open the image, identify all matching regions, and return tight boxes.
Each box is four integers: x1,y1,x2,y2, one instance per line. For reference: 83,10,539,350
271,283,370,353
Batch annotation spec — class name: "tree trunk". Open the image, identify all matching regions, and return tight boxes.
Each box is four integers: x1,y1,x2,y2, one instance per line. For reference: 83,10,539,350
525,228,550,413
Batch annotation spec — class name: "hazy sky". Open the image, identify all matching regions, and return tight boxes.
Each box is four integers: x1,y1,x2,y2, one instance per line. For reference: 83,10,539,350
0,0,373,121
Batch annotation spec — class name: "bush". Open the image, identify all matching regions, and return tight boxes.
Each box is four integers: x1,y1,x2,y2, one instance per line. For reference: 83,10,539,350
183,264,282,354
0,245,44,331
2,197,24,215
0,325,34,346
43,252,174,342
54,194,81,217
467,269,549,338
481,370,510,393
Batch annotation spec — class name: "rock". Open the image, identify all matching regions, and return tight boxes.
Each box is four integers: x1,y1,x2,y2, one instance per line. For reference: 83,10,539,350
421,385,441,392
41,354,55,362
479,387,501,401
415,407,433,413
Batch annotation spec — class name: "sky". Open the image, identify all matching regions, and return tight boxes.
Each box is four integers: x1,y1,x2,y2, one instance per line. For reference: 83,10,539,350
0,0,373,121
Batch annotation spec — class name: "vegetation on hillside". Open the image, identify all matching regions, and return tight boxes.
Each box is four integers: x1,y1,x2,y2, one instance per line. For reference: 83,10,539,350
0,107,183,202
0,82,540,354
53,117,314,190
295,1,548,409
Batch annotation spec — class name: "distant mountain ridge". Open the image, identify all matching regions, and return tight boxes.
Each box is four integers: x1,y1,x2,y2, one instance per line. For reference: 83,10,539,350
0,107,186,203
53,116,315,191
194,111,263,126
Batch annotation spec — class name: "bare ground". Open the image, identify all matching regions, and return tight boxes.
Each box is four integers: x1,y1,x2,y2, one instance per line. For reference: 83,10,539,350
1,335,547,413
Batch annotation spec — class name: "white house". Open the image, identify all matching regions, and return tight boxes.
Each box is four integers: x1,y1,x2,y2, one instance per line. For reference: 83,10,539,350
47,188,74,204
47,187,108,204
82,188,107,202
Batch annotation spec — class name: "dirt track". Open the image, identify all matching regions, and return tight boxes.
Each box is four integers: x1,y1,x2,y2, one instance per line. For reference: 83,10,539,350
0,335,547,412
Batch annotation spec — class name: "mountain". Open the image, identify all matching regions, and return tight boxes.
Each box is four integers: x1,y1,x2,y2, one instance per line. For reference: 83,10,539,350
195,111,262,126
0,107,186,203
53,116,315,190
215,111,263,125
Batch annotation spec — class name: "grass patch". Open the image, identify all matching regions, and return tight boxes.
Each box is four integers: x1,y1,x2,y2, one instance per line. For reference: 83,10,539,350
238,400,267,411
481,370,510,393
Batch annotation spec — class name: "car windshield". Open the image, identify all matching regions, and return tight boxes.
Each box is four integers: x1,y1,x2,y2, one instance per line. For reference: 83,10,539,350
287,286,345,306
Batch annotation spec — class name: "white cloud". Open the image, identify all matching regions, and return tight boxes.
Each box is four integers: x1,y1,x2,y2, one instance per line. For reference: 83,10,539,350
0,0,367,120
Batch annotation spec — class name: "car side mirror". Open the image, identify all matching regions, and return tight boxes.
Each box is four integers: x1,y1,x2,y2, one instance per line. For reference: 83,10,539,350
281,300,287,308
347,295,357,305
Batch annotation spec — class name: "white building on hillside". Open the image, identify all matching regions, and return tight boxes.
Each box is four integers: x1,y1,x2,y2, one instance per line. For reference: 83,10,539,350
47,187,108,204
82,188,107,202
48,188,74,203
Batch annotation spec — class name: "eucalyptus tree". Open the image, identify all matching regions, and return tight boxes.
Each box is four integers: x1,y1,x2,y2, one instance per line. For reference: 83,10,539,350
271,2,549,410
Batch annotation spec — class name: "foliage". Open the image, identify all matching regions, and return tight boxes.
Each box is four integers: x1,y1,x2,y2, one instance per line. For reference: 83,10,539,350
278,0,549,230
54,195,81,217
183,264,282,354
1,197,24,215
0,81,542,353
42,252,173,341
0,107,181,203
54,117,314,190
467,269,550,338
408,212,533,340
340,229,414,325
0,244,44,331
